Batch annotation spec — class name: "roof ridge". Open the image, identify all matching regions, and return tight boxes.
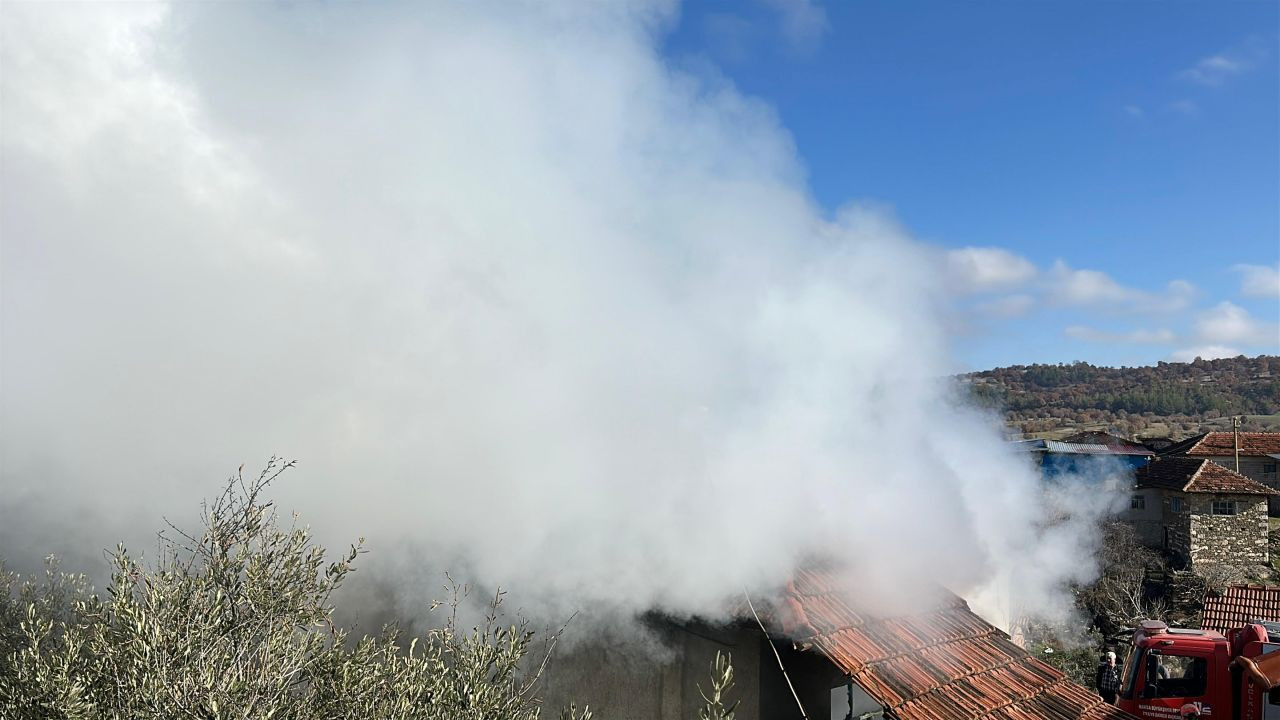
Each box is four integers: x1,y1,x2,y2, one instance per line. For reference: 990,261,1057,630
1182,458,1208,492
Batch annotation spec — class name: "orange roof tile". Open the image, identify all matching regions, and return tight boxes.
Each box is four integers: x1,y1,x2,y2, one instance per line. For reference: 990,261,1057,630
1164,432,1280,458
1202,584,1280,635
783,568,1135,720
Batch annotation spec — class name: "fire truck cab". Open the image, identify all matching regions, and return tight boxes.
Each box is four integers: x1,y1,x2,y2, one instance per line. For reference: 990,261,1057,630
1118,619,1280,720
1118,620,1230,719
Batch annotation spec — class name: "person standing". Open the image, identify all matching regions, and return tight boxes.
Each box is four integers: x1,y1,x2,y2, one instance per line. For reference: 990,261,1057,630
1096,650,1121,704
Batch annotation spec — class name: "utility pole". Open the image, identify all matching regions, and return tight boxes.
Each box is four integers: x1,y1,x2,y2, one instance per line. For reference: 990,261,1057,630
1233,416,1242,472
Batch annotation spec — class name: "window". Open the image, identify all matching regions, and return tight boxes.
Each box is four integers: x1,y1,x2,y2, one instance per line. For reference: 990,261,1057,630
1131,494,1146,510
1212,500,1237,516
1144,653,1208,699
1170,497,1184,513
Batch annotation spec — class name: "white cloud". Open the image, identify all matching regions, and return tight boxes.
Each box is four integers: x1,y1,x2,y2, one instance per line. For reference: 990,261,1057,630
1046,261,1195,314
1193,301,1278,347
1123,104,1144,118
976,294,1035,318
1169,345,1242,363
1046,262,1128,305
1168,99,1199,116
1167,302,1278,361
945,246,1037,294
1064,326,1175,345
1180,47,1260,86
1234,263,1280,299
759,0,828,53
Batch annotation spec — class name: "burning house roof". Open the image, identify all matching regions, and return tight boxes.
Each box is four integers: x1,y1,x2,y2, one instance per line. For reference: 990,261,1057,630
781,568,1133,720
1202,584,1280,635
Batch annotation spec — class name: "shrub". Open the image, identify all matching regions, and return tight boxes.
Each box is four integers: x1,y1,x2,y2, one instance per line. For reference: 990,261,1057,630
0,459,552,719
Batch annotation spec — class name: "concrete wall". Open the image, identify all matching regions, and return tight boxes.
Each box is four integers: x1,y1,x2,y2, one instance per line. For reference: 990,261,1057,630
1161,491,1191,566
1127,488,1166,547
538,621,855,720
1187,493,1269,571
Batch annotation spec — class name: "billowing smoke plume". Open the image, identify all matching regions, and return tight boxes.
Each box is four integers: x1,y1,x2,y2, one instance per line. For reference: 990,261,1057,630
1,1,1118,632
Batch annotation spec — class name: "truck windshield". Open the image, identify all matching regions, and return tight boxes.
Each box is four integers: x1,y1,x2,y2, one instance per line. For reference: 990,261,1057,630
1120,646,1142,700
1145,653,1208,698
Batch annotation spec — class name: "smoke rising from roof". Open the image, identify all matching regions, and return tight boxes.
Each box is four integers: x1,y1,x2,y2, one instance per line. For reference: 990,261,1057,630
0,1,1118,632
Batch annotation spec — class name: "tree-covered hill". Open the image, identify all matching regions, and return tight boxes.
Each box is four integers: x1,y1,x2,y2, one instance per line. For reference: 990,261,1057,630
961,355,1280,440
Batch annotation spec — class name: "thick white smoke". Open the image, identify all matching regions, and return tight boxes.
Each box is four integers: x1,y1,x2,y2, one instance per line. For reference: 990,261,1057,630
0,1,1116,631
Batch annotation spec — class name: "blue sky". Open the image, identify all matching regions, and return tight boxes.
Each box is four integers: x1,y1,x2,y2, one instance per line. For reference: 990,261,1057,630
663,0,1280,370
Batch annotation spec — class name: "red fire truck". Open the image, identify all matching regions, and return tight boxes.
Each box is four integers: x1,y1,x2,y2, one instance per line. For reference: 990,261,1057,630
1117,619,1280,720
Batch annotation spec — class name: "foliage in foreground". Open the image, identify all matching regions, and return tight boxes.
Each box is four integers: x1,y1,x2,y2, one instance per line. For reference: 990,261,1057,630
2,459,717,719
1023,623,1107,690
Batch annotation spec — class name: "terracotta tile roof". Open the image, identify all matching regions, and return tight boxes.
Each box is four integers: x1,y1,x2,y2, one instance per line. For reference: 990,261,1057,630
1202,584,1280,635
782,568,1134,720
1134,457,1277,496
1162,432,1280,458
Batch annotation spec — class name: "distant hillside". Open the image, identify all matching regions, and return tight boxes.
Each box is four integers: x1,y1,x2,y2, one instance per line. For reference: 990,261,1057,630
961,355,1280,441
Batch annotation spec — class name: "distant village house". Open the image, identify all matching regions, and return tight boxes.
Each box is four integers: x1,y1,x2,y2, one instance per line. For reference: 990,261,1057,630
1160,432,1280,514
1126,457,1276,573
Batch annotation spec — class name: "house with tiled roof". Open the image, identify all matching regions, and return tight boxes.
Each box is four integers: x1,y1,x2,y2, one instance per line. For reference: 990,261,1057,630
1201,583,1280,635
540,568,1134,719
1125,456,1276,572
1161,432,1280,513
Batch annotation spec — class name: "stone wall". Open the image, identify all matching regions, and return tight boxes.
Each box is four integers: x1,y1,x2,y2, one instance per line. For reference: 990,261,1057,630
1187,493,1269,570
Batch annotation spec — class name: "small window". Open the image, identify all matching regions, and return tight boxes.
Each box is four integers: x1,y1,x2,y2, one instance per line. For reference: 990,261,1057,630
1212,500,1237,516
1264,462,1277,474
1170,497,1184,513
1131,495,1146,510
